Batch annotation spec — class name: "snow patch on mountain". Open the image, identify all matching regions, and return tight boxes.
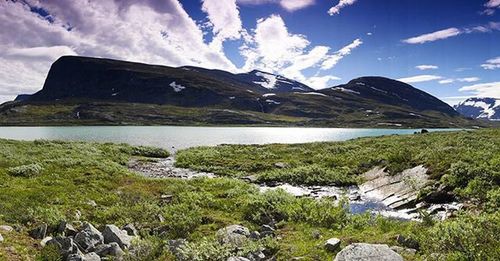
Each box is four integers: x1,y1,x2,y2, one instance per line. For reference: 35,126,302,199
254,72,278,89
455,97,500,120
170,82,186,92
295,92,328,97
263,93,276,97
332,87,360,95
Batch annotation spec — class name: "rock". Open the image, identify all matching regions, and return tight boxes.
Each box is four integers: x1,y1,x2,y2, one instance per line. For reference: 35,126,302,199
259,225,275,238
249,231,261,240
0,233,3,242
160,194,173,203
247,250,266,260
94,242,124,257
311,230,322,239
41,236,53,247
68,252,102,261
390,246,417,256
46,236,82,259
87,200,97,207
228,257,251,261
67,253,84,261
157,214,165,223
421,184,455,203
103,225,133,249
123,224,138,237
420,129,429,134
396,235,419,250
29,223,48,239
325,238,341,252
74,222,104,252
334,243,403,261
75,210,82,221
0,225,14,232
360,166,429,210
274,162,287,168
216,225,250,246
58,220,78,237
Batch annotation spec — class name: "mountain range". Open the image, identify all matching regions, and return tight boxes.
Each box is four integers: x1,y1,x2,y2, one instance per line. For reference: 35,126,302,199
0,56,479,127
454,98,500,121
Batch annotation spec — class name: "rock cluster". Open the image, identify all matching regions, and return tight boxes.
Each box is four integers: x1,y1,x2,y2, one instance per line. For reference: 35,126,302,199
31,221,137,261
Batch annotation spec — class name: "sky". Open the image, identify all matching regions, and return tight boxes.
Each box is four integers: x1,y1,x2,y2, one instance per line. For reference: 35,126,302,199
0,0,499,105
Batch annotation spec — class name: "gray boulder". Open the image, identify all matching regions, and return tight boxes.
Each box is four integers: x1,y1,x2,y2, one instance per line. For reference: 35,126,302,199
0,225,13,232
325,238,341,252
334,243,403,261
122,224,138,237
94,242,124,257
103,225,133,249
259,225,275,238
74,223,104,252
46,236,82,259
216,225,250,246
29,223,47,239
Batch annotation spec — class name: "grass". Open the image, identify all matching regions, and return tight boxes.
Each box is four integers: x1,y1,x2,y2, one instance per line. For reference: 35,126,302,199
0,130,499,260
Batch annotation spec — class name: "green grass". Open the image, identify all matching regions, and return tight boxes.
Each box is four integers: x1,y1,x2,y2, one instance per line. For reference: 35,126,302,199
0,130,499,260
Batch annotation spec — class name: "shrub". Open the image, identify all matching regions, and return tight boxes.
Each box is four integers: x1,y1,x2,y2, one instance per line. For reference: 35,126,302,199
131,146,170,158
7,163,43,177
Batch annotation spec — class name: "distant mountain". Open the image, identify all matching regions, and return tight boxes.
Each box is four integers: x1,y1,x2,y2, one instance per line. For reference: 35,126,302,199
454,97,500,120
0,56,478,127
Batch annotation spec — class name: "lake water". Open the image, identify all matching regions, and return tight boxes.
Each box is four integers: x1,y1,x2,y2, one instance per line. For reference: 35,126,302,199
0,126,461,151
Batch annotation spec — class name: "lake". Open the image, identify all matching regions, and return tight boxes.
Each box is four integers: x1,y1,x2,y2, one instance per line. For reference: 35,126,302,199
0,126,462,151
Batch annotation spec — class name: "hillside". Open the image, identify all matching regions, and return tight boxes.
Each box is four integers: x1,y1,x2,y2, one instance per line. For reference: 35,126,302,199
0,56,478,127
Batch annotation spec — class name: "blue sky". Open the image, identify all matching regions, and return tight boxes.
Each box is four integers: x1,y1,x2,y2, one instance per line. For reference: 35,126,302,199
0,0,499,104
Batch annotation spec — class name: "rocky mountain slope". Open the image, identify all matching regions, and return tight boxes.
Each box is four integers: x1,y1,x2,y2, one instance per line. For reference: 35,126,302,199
0,56,478,127
454,97,500,121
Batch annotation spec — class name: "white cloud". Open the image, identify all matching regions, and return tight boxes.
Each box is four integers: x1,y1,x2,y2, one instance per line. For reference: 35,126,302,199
0,0,239,102
439,79,455,84
201,0,243,51
328,0,357,16
237,0,315,12
415,65,438,70
459,82,500,98
403,22,500,44
397,75,443,83
321,39,363,70
241,14,361,85
402,28,461,44
483,0,500,15
303,75,341,89
481,56,500,70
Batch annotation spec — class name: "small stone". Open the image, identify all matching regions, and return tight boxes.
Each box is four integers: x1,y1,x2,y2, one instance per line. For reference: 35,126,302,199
249,231,261,240
311,230,322,239
40,236,53,247
87,200,97,207
274,162,287,168
0,225,14,232
75,210,82,221
0,233,3,242
160,194,173,203
325,238,341,252
216,225,250,246
123,224,138,237
58,220,78,237
247,250,266,261
157,214,165,223
94,242,124,257
102,225,133,249
29,223,47,239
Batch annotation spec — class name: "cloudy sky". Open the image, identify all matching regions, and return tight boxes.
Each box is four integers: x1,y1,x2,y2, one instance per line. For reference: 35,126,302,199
0,0,499,104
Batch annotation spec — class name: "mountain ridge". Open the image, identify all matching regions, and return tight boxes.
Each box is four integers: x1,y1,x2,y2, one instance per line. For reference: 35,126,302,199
1,55,478,127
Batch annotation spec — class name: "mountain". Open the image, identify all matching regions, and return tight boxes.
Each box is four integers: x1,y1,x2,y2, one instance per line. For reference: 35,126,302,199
0,56,478,127
454,98,500,120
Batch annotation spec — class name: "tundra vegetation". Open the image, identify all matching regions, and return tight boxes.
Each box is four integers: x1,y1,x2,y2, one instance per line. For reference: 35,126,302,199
0,129,498,260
